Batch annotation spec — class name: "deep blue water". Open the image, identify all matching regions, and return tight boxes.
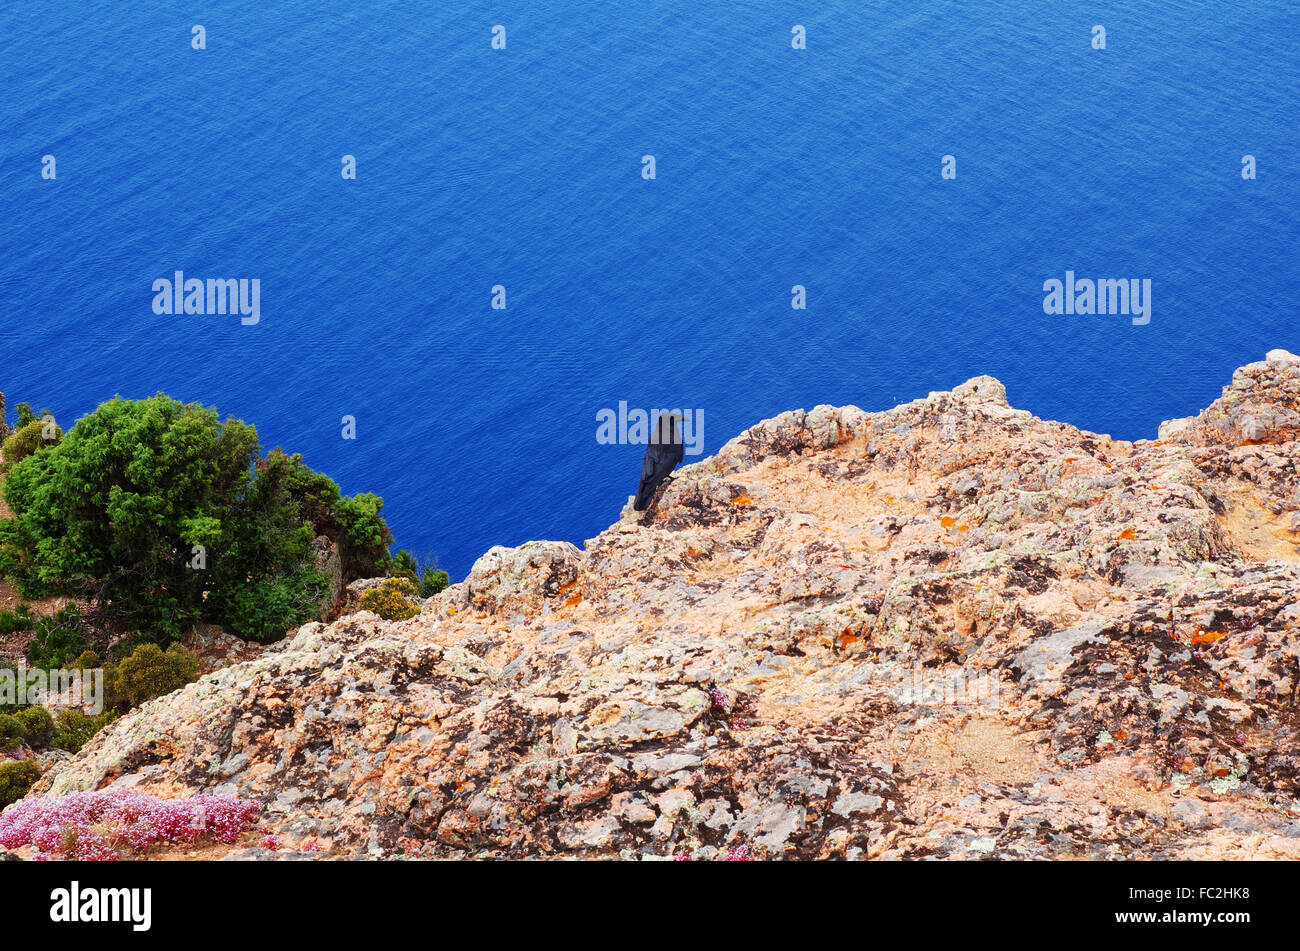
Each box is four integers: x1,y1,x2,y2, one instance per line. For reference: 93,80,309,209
2,2,1297,578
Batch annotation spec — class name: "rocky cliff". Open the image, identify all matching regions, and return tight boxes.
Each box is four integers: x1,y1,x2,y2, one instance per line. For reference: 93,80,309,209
20,352,1300,859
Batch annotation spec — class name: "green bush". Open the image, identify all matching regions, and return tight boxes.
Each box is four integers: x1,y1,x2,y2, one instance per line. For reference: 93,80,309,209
51,709,115,753
24,606,89,670
389,550,450,598
390,550,450,598
14,706,53,746
387,577,419,598
0,416,62,468
0,760,40,807
0,603,33,637
391,549,419,582
264,448,393,583
335,492,394,582
0,714,27,752
69,650,100,670
208,562,331,643
358,578,421,621
0,706,74,753
419,567,450,598
106,643,200,709
0,395,393,644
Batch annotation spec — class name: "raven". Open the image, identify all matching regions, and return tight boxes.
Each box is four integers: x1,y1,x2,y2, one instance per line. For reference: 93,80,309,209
634,412,685,511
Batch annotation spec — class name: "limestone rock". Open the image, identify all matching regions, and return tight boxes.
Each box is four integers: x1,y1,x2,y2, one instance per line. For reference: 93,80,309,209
16,353,1300,861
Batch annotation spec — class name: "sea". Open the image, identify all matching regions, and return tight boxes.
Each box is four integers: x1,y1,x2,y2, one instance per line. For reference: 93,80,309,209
1,1,1296,577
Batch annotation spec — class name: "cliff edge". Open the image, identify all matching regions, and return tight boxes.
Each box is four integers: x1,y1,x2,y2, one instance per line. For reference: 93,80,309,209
21,352,1300,859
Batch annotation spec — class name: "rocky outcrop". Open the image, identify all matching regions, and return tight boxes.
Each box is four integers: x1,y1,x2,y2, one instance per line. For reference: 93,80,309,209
449,541,582,619
17,355,1300,860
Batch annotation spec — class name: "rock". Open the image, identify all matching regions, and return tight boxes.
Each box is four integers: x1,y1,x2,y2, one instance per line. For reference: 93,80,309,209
178,624,273,674
450,540,582,617
337,577,387,617
832,793,883,817
1014,622,1108,694
1170,799,1211,829
1174,352,1300,445
23,353,1300,861
632,752,701,776
952,375,1008,405
1157,416,1197,442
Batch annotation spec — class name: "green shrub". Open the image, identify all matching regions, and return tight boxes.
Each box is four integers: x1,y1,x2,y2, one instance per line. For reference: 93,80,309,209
24,606,89,670
391,577,420,597
0,603,33,637
208,565,331,643
69,650,100,670
0,714,27,752
51,709,115,753
390,551,450,598
358,578,421,621
0,397,393,644
14,706,53,746
419,567,450,598
390,549,419,582
0,760,40,807
106,643,200,709
335,493,394,581
0,417,62,468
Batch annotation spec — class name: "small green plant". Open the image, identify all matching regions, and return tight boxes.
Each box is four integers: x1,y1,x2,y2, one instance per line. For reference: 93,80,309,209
419,567,450,598
14,706,53,746
390,550,450,598
0,416,61,468
69,650,100,670
0,760,40,807
106,643,200,710
0,714,27,752
390,549,420,582
51,709,116,753
24,606,89,670
358,577,422,621
0,604,34,637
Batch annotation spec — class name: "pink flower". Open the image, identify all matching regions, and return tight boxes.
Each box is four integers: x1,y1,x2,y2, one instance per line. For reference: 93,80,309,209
0,790,258,861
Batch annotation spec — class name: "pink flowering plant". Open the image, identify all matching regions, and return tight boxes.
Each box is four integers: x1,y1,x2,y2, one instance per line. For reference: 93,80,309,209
0,789,258,860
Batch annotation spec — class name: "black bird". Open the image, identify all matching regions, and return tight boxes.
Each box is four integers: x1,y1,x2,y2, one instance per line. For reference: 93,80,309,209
634,412,685,511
